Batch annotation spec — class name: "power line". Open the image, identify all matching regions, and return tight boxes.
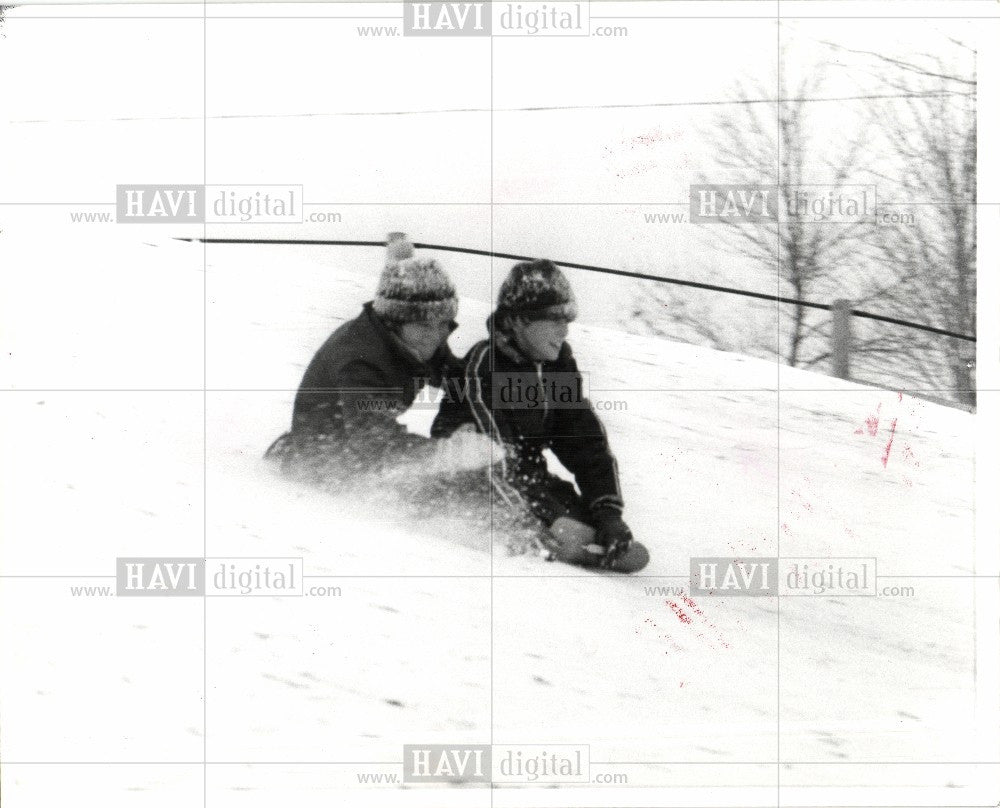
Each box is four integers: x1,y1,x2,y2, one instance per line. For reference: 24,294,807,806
177,237,976,343
9,91,974,125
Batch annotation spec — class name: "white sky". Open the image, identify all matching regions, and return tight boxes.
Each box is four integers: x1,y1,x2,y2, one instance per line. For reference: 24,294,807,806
0,4,985,328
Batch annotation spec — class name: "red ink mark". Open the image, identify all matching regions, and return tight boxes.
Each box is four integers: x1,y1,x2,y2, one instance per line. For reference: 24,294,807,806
615,158,657,178
681,596,703,615
667,600,693,624
676,597,730,650
625,127,664,148
791,489,814,512
865,403,882,436
855,399,916,471
881,417,898,468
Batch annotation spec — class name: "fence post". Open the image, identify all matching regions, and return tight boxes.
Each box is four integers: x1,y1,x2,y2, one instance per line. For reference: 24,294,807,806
831,299,852,380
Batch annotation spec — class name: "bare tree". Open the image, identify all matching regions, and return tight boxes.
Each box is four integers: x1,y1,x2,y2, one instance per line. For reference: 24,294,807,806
630,67,878,369
629,36,976,410
824,39,977,407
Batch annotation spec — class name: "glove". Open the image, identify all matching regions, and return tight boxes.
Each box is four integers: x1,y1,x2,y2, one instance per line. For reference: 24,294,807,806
591,507,633,567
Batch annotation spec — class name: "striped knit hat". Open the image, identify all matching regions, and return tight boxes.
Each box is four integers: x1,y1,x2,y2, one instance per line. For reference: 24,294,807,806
496,259,577,322
373,233,458,324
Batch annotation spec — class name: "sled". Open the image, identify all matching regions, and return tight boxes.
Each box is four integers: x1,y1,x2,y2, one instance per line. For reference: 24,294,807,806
546,516,650,574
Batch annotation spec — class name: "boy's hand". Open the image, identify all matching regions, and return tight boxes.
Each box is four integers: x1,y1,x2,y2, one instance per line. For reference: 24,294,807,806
592,507,633,566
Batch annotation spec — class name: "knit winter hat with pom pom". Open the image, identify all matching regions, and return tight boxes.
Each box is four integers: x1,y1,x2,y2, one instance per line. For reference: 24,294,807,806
373,233,458,324
496,259,577,322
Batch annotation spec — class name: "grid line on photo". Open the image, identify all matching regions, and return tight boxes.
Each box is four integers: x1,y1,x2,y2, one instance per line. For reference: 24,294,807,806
489,27,496,765
202,0,209,803
4,759,1000,764
2,201,997,205
3,572,996,580
0,6,991,808
776,8,783,801
8,8,1000,22
0,387,993,392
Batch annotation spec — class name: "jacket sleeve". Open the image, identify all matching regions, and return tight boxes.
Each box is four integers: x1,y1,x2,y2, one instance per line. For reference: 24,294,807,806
426,342,462,389
431,342,498,439
336,360,431,458
547,352,624,514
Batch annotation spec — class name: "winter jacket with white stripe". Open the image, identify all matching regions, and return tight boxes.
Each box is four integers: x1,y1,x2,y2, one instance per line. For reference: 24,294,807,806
430,319,624,516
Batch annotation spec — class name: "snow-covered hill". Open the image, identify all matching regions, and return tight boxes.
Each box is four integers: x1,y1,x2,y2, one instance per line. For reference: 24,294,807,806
1,233,996,807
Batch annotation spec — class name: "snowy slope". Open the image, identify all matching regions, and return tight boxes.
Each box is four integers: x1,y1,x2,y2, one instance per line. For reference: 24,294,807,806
2,234,996,808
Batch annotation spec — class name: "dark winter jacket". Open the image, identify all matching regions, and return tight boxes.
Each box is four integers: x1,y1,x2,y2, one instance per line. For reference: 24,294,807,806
273,302,457,469
431,317,624,516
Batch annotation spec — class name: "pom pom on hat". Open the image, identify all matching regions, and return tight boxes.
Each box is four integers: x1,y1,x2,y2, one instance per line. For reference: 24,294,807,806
386,232,415,263
373,233,458,324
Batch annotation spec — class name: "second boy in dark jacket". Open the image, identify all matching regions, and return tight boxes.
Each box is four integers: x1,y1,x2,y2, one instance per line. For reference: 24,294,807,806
432,260,648,572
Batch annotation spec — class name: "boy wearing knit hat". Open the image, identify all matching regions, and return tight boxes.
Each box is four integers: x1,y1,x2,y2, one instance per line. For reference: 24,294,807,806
267,234,469,479
432,259,648,572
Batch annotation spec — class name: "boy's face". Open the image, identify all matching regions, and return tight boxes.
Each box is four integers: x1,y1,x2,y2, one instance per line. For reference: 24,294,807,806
512,317,569,362
398,317,452,362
